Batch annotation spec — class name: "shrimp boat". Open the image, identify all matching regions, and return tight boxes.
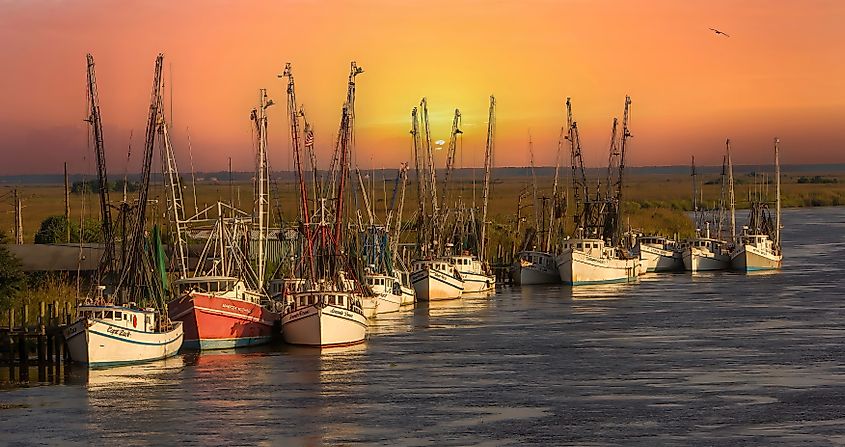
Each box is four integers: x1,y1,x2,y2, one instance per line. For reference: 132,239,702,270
731,138,783,271
166,206,279,350
359,226,415,314
556,238,640,285
65,295,183,365
162,89,279,350
681,234,731,272
411,258,465,301
557,97,637,285
636,236,683,272
65,54,182,365
282,277,368,347
511,250,561,285
681,151,734,272
279,61,368,346
169,275,278,350
452,254,495,293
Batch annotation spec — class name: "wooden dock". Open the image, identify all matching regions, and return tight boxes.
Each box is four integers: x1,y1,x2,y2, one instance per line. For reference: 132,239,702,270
1,301,73,384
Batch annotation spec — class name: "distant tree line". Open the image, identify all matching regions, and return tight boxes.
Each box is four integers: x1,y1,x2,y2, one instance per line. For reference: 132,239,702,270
71,179,140,194
797,176,839,184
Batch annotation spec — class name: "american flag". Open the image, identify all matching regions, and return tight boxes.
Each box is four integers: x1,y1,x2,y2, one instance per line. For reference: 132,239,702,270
304,129,314,147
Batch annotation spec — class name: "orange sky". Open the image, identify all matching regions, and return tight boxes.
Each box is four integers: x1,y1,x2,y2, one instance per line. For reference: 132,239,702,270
1,0,844,175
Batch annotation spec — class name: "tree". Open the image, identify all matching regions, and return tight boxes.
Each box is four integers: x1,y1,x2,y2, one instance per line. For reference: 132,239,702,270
0,232,25,310
34,215,104,244
35,215,72,244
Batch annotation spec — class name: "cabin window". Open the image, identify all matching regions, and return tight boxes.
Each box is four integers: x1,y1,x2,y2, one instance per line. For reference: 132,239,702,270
115,311,122,320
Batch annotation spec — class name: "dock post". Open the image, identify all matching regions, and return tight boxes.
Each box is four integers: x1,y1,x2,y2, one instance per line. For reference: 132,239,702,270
63,302,72,362
6,308,14,380
46,303,55,382
37,302,47,382
19,305,30,382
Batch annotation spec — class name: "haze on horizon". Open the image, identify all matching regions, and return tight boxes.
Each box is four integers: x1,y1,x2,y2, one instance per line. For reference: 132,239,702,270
1,0,843,176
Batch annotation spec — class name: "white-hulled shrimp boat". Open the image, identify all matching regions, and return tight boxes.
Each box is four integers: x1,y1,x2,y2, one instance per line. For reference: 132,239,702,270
281,289,367,347
410,258,464,301
555,238,640,285
452,254,495,294
64,300,183,365
636,236,684,273
511,251,561,285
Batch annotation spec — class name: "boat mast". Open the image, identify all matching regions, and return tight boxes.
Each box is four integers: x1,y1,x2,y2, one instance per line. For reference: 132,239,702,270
545,126,564,252
116,53,164,303
85,54,115,274
300,109,321,211
389,163,409,263
726,138,736,242
410,107,428,256
480,95,495,261
157,92,188,278
615,96,631,245
691,155,699,231
774,137,781,250
528,134,539,240
280,64,315,278
421,98,440,255
441,110,462,204
250,89,272,290
567,98,589,235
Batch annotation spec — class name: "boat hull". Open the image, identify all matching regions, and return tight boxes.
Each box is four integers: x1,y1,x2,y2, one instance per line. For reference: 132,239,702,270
411,268,464,301
682,248,730,272
64,319,183,365
281,304,367,347
555,250,640,285
731,244,782,271
460,271,495,294
168,293,278,350
639,245,684,273
510,252,561,285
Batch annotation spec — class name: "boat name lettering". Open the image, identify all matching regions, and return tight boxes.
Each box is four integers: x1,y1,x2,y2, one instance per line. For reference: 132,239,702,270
289,309,309,320
328,307,353,318
106,326,131,338
221,303,250,313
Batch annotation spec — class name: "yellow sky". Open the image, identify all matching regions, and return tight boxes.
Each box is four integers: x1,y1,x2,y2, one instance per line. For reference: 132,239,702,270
1,0,843,175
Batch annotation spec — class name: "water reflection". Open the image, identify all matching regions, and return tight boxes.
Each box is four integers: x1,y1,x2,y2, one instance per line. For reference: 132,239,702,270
1,207,844,445
81,356,186,388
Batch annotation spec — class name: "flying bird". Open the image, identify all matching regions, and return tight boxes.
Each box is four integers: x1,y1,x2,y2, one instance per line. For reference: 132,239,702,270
709,27,730,37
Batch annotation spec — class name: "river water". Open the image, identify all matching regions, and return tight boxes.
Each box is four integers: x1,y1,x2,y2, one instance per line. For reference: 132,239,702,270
1,207,844,446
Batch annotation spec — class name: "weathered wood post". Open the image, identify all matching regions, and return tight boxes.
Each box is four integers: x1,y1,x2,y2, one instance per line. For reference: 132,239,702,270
63,302,72,361
52,303,62,381
46,303,56,382
6,308,14,379
18,305,29,382
37,302,47,381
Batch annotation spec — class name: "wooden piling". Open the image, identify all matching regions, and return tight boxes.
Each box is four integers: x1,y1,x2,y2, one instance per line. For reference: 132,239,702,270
6,308,14,379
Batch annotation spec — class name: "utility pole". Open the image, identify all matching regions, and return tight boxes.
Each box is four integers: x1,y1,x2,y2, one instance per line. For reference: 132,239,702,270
64,162,71,242
14,189,23,244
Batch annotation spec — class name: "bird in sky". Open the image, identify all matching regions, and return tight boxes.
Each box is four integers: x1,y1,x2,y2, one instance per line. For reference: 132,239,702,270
709,27,730,37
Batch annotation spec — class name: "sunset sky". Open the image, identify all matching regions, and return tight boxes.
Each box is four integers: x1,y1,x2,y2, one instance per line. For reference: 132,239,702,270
1,0,843,175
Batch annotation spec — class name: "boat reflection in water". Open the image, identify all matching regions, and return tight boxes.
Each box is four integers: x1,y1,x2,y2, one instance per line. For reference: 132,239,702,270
77,355,186,388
